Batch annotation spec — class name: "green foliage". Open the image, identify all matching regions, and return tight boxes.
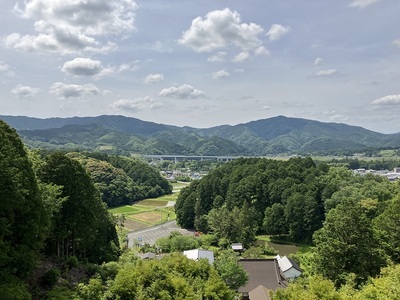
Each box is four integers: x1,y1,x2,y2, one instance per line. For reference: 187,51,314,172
0,120,48,284
39,152,120,263
11,114,400,156
155,231,200,253
272,264,400,300
69,152,172,207
373,196,400,263
207,204,259,247
214,250,248,290
108,253,235,299
313,198,386,287
0,280,32,300
177,157,326,243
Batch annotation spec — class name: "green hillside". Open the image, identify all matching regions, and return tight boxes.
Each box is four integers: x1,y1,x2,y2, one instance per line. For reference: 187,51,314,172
2,114,400,156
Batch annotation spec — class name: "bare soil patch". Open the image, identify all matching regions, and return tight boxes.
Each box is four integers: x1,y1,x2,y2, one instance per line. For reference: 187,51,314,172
123,218,148,231
132,211,162,224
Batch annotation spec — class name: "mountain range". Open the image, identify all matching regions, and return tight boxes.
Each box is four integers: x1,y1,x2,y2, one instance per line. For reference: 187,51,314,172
1,115,399,156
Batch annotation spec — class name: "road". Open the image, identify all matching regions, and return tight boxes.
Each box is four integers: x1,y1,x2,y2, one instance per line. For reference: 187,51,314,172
126,220,195,248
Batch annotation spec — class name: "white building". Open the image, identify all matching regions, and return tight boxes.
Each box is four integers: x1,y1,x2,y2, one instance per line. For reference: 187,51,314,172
183,249,214,264
276,255,302,279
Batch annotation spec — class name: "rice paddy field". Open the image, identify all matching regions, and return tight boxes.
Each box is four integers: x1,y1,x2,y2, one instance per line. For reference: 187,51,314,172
109,181,190,231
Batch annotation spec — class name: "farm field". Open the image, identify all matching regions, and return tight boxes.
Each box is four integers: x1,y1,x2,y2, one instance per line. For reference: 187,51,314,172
109,182,188,231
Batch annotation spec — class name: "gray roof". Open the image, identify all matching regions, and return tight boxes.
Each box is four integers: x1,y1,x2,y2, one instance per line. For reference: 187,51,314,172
238,259,288,293
277,256,302,272
249,285,271,300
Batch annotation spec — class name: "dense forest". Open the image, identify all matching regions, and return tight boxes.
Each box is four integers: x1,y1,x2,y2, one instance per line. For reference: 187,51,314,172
2,117,400,299
176,156,400,289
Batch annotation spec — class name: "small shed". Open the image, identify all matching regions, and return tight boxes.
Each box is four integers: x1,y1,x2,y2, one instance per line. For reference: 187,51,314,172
276,255,302,279
231,243,244,252
183,249,214,264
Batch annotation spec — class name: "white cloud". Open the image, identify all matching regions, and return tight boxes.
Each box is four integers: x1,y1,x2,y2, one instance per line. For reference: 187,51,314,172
0,61,15,76
49,82,100,99
234,68,245,73
322,110,350,122
207,51,227,62
11,84,41,97
179,8,263,53
62,58,104,76
159,84,205,99
266,24,290,41
233,51,250,63
371,94,400,106
6,0,137,54
314,58,323,66
393,39,400,47
144,73,164,84
254,46,270,56
211,70,230,79
349,0,382,9
314,69,338,77
111,97,160,111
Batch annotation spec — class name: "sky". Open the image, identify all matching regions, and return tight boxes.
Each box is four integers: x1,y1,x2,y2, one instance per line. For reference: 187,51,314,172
1,0,400,134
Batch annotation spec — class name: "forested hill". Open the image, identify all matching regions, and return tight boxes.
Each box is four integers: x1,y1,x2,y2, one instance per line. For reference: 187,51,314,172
2,114,400,155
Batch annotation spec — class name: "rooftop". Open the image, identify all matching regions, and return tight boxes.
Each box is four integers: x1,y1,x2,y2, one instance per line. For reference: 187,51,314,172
238,259,288,294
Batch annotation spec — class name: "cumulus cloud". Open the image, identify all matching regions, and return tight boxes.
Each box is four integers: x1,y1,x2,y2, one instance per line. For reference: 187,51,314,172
6,0,137,54
349,0,382,8
211,70,230,79
314,69,338,77
207,51,227,62
159,84,205,99
11,84,41,97
371,94,400,106
62,58,104,76
179,8,263,53
49,82,100,99
111,96,160,111
266,24,290,41
144,73,164,84
254,46,270,56
314,58,323,66
233,51,250,63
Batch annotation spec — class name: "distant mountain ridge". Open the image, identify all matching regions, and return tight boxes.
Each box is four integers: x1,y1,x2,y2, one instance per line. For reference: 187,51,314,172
1,114,399,156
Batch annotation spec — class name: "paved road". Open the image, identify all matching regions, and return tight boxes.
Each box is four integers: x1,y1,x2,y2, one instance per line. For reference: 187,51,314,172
126,221,195,248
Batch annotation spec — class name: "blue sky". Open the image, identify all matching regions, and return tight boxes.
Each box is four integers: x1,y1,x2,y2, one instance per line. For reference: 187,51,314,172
1,0,399,133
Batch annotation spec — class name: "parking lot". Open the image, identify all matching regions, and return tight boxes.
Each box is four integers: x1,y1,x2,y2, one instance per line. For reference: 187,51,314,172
126,220,194,247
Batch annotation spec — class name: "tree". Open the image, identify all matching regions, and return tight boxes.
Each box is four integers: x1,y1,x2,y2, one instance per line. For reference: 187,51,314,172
109,253,235,299
313,197,385,287
373,196,400,263
214,250,248,290
263,203,287,235
39,152,119,263
0,120,48,285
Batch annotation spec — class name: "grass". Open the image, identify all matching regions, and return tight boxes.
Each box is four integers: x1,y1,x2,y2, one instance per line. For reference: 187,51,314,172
108,206,145,214
109,189,179,231
256,234,314,256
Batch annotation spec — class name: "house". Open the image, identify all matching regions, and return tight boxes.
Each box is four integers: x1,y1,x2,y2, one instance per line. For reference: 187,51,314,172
183,249,214,264
276,255,302,279
238,259,288,299
231,243,244,252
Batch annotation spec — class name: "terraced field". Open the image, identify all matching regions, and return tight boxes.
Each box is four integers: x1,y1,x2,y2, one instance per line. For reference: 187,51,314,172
109,182,190,231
